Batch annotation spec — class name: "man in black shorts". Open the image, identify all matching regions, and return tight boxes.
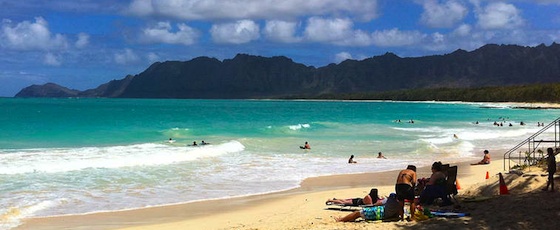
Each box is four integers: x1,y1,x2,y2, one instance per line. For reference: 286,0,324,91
395,165,417,220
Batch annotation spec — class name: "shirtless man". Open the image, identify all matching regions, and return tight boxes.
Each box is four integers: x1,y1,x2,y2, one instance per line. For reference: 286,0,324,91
395,165,417,221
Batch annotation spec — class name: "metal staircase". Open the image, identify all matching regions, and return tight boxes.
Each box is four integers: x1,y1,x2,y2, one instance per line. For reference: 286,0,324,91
503,117,560,170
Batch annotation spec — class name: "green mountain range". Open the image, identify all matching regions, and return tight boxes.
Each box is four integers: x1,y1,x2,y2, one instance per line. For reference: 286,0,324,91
15,43,560,101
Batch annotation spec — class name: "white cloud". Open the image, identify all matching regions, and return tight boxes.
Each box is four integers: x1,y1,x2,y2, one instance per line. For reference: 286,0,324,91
210,20,260,44
453,24,472,37
75,33,89,48
44,53,61,66
126,0,379,21
141,22,199,45
114,48,139,65
127,0,154,16
264,20,301,43
303,17,428,47
334,52,353,63
419,0,468,28
304,17,354,43
432,32,445,43
147,52,160,63
477,2,525,30
370,28,425,47
0,17,68,51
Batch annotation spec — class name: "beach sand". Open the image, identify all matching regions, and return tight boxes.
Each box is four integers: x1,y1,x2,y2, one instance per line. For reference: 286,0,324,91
15,155,559,230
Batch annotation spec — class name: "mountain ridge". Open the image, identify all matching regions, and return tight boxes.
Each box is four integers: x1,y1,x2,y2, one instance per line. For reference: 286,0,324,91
15,43,560,99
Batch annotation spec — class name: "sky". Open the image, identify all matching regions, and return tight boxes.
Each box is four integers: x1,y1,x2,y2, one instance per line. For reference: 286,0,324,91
1,0,560,97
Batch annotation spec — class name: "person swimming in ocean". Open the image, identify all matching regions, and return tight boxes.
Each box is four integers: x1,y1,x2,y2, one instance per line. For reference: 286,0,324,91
348,155,357,163
300,141,311,149
377,152,387,159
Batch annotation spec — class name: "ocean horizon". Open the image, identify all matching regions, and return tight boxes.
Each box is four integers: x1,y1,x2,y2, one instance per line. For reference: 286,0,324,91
1,98,558,229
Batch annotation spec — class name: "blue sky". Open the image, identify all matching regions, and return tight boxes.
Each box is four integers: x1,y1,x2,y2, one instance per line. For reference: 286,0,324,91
1,0,560,97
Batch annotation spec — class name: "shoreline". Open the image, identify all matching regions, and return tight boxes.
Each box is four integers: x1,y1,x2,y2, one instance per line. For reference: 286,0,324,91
15,157,507,230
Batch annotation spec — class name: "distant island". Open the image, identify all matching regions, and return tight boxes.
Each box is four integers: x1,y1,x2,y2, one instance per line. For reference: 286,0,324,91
15,43,560,103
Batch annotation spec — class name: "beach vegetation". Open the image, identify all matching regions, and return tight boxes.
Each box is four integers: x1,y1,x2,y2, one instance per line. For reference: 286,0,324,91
311,83,560,103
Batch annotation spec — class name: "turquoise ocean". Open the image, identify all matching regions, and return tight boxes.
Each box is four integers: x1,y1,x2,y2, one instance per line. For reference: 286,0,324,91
1,98,558,229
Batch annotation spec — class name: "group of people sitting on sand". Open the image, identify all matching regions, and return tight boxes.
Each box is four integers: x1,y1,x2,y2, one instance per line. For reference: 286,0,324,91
329,160,462,222
329,149,498,222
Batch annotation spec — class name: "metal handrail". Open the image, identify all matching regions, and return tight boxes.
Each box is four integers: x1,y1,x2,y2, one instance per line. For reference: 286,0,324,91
503,117,560,170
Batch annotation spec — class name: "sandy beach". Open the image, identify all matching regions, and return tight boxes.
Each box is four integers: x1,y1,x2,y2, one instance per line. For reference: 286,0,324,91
15,153,559,230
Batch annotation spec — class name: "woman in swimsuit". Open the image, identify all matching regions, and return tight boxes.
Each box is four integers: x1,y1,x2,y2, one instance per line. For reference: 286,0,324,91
325,188,383,206
419,161,452,205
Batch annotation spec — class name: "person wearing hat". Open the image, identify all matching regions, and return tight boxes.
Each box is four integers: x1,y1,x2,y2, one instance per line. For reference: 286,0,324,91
472,150,490,165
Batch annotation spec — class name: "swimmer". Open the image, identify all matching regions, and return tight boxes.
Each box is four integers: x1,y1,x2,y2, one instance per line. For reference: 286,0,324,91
377,152,387,159
300,141,311,149
348,155,357,163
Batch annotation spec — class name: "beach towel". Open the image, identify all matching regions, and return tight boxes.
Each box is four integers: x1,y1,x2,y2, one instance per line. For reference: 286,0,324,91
430,211,470,218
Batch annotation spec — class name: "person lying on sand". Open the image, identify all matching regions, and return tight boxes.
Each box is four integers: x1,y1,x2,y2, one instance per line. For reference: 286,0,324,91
335,193,400,222
326,188,384,206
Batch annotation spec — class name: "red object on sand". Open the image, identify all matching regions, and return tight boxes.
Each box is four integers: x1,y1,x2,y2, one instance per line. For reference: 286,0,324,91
486,171,489,179
499,173,509,195
456,179,461,190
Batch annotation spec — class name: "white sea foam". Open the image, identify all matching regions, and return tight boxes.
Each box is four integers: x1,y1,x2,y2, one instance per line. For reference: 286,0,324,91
0,141,244,175
288,123,310,130
0,199,59,230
